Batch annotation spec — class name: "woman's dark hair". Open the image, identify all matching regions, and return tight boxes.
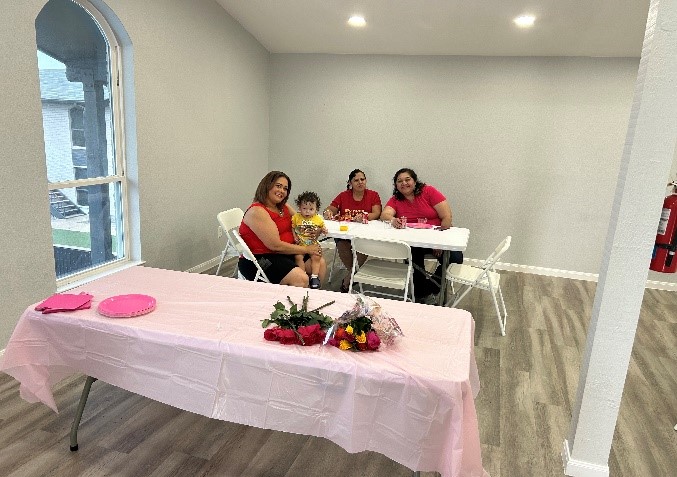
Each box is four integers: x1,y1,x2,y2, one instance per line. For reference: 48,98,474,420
392,168,426,200
254,171,291,211
295,190,321,209
346,169,366,190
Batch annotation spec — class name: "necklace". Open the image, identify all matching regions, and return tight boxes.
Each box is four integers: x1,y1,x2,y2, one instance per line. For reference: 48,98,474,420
266,204,284,216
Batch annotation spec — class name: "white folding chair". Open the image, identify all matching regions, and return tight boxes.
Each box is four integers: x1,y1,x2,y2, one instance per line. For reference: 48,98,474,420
215,208,244,277
231,229,270,283
320,238,343,283
349,236,415,302
445,236,511,336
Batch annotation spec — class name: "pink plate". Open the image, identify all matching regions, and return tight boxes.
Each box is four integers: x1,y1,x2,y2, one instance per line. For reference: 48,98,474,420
407,223,434,229
97,294,156,318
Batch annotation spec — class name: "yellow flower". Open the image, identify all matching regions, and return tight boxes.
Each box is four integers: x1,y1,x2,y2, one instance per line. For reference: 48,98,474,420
339,340,352,350
345,325,353,334
356,332,366,343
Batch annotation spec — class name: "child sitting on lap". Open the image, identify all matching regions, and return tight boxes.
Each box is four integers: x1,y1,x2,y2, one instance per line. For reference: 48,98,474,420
292,191,327,289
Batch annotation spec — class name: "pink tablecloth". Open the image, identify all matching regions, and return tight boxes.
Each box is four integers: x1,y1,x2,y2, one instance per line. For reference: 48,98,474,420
0,266,488,477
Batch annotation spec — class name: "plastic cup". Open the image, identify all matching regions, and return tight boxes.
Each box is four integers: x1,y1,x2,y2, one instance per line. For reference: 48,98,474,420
399,217,408,228
417,217,428,224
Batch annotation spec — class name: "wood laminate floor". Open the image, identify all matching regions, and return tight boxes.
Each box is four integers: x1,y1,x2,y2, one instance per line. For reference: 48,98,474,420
1,254,675,476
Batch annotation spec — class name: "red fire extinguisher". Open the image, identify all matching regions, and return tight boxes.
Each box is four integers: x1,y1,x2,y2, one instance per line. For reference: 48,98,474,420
650,184,677,273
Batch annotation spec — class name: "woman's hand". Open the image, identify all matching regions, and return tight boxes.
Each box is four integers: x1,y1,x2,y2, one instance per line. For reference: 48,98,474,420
391,217,405,229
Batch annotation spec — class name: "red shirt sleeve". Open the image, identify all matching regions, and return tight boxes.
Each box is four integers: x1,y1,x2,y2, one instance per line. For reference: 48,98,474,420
423,185,446,207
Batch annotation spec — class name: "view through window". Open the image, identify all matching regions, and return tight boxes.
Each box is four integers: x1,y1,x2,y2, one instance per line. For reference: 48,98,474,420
37,0,127,281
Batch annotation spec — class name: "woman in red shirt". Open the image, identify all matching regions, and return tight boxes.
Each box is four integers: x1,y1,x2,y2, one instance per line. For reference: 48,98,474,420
381,168,462,304
322,169,382,292
239,171,325,287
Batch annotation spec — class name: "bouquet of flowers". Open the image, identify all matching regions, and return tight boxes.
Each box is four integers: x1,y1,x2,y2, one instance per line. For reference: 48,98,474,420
262,293,334,346
325,295,403,351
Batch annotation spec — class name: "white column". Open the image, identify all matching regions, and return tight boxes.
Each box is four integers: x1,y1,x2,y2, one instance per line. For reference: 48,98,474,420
563,1,677,476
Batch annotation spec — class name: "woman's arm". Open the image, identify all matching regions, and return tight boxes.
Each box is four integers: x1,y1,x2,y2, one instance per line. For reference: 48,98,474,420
323,205,339,219
380,205,405,229
433,200,453,228
243,206,320,256
368,204,382,221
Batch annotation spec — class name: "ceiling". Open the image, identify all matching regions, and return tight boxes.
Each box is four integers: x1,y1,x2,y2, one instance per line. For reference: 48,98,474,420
216,0,650,57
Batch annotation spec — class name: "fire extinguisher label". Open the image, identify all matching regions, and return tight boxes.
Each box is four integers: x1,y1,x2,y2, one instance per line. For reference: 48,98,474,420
657,208,670,235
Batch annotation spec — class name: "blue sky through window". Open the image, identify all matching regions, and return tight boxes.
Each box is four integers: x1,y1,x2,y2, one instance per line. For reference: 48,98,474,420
37,50,65,69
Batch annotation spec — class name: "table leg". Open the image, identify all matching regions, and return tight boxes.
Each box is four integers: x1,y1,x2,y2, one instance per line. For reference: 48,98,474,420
69,375,97,451
437,251,449,306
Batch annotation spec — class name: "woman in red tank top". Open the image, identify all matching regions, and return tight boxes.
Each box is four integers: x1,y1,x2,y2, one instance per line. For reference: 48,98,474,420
238,171,326,287
322,169,382,292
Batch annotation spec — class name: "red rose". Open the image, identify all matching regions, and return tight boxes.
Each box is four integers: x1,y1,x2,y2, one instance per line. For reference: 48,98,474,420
298,324,326,346
366,331,380,350
277,328,299,345
327,338,338,347
357,342,368,351
335,327,348,340
264,328,278,341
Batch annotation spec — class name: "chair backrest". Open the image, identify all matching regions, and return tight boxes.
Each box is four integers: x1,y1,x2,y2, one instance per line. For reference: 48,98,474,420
481,236,512,270
352,236,412,262
217,208,244,243
231,229,270,283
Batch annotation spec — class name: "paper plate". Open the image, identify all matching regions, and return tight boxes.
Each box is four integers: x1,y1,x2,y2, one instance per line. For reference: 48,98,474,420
407,223,434,229
97,294,156,318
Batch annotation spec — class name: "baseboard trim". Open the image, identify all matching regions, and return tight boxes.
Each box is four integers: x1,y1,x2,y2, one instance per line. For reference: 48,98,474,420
468,259,599,282
562,439,610,477
185,253,238,274
187,254,677,291
463,259,677,292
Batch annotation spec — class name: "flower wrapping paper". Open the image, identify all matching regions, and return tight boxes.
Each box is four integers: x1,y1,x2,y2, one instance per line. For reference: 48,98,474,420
325,295,403,347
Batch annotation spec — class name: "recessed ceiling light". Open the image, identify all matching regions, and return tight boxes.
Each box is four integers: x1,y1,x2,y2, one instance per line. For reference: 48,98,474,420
348,15,366,28
514,15,535,28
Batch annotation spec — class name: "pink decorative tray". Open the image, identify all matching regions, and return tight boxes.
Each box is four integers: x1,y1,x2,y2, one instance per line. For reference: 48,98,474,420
407,223,434,229
97,294,156,318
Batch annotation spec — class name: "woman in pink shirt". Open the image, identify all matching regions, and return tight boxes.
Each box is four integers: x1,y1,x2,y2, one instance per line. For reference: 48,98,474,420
323,169,382,292
381,168,463,304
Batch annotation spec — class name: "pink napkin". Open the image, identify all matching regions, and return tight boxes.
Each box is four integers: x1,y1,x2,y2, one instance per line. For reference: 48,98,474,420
35,292,93,314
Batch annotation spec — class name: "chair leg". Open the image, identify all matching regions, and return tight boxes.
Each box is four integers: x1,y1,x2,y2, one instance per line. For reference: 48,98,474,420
490,285,506,336
215,246,228,276
497,284,508,335
449,284,472,307
328,246,339,283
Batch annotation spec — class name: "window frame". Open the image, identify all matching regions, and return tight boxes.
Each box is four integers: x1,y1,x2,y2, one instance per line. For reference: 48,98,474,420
45,0,131,288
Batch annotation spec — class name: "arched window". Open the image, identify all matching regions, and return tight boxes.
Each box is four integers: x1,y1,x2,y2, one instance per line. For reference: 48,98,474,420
36,0,132,284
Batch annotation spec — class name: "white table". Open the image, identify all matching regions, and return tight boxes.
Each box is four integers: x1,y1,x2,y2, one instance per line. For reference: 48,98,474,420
325,220,470,305
0,266,488,477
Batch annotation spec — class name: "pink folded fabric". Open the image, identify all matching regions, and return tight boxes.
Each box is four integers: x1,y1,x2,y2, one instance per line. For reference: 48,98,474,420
35,292,93,313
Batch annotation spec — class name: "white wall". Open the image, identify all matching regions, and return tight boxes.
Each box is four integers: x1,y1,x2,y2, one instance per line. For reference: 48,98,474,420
269,54,677,284
0,0,270,348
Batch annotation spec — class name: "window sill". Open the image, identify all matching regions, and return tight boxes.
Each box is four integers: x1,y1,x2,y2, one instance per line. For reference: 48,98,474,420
57,260,145,292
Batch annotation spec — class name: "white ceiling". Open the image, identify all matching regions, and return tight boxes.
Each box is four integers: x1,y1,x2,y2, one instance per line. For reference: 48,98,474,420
216,0,650,57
